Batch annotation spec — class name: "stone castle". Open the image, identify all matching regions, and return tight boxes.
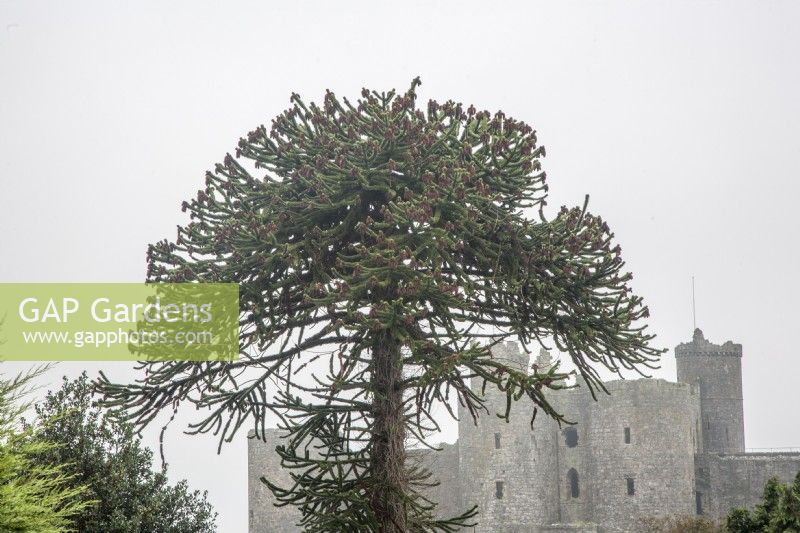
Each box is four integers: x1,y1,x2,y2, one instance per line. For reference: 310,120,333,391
248,329,800,532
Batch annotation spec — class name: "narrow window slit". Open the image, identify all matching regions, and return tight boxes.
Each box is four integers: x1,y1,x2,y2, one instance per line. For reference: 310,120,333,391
495,481,504,499
564,427,578,448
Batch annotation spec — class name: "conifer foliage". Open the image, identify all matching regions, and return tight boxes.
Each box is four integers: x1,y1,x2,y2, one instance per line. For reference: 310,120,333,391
0,367,89,532
99,79,661,531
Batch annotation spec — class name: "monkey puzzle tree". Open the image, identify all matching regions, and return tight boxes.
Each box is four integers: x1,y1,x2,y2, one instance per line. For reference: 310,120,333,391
99,79,661,532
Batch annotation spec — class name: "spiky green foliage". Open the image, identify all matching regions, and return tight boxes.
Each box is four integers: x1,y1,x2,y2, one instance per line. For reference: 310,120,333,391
727,472,800,532
98,79,661,532
26,373,216,533
0,367,89,532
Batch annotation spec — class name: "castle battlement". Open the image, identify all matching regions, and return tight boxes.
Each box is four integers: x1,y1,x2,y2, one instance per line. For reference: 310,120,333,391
675,328,742,357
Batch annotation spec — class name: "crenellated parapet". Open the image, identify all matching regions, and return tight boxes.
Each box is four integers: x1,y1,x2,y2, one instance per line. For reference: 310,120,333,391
675,328,742,358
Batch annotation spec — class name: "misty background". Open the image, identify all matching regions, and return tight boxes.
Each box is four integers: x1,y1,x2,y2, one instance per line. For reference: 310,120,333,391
2,1,800,531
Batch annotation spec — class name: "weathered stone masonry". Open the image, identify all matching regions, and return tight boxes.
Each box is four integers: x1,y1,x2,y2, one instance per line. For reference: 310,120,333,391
248,330,800,532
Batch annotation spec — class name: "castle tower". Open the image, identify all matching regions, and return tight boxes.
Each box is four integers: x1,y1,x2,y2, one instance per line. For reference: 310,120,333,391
456,341,560,531
248,429,302,532
675,328,744,453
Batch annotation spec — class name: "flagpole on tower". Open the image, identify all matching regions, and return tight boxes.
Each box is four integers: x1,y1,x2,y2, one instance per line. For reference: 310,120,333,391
692,276,696,331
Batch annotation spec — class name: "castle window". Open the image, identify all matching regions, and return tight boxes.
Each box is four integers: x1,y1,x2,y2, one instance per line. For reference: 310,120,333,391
624,427,631,444
494,432,501,449
495,481,504,499
726,427,730,444
696,491,704,515
626,477,635,496
567,468,579,498
564,427,578,448
696,420,701,451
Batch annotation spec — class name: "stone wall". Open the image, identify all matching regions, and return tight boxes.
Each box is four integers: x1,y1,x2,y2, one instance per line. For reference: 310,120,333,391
550,379,593,525
551,379,701,533
409,443,462,521
696,452,800,518
247,429,302,533
539,525,598,533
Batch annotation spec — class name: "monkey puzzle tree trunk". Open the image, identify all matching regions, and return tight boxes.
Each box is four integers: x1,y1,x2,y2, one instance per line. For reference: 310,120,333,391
369,332,408,532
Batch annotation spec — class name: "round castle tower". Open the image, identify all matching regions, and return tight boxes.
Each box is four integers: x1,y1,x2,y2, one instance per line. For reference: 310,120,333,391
456,341,560,532
675,328,745,453
247,429,301,532
556,378,701,530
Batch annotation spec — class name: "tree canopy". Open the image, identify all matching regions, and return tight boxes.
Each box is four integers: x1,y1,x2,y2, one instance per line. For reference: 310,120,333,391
27,373,216,533
99,79,661,531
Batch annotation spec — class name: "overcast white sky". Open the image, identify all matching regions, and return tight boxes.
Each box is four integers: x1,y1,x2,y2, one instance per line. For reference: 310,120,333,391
2,1,800,531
